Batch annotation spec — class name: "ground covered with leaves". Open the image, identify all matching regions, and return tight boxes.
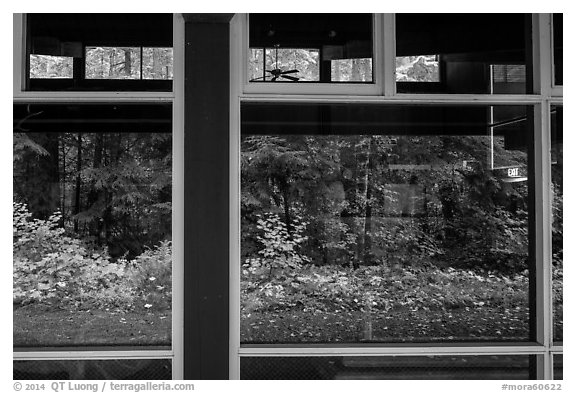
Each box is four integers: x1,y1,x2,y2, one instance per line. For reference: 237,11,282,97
242,307,529,343
241,263,562,343
14,305,171,346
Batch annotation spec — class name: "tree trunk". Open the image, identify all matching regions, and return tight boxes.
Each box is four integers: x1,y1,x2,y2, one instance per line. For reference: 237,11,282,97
362,137,374,265
47,134,60,222
109,51,115,78
351,58,361,81
60,136,66,218
88,133,104,244
281,183,293,238
152,48,160,78
362,58,372,82
100,51,105,78
104,133,123,244
333,60,341,81
421,185,429,233
24,133,60,220
124,49,132,77
74,133,82,232
352,138,365,269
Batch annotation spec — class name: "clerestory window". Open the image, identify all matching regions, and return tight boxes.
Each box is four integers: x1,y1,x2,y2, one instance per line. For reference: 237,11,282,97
248,14,373,84
26,13,173,91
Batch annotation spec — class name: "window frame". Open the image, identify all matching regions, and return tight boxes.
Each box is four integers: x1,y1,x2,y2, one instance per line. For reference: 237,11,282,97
12,13,185,380
230,13,561,380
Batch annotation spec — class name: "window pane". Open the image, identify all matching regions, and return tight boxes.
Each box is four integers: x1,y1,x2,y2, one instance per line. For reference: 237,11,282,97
551,105,563,343
14,359,171,380
331,58,372,82
396,55,439,82
553,14,563,86
241,103,532,344
241,355,537,380
143,48,174,80
492,65,527,94
86,47,141,79
250,48,320,82
396,14,531,94
553,354,563,380
249,14,373,83
30,55,73,79
13,104,172,347
249,48,265,81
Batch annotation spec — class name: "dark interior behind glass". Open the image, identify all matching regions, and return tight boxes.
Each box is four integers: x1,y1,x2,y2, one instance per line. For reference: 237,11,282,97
14,359,171,380
26,14,173,91
396,14,532,94
241,355,538,380
553,14,563,86
249,14,373,83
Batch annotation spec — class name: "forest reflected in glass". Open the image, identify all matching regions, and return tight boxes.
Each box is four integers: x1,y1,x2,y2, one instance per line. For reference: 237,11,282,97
13,104,172,347
551,105,563,343
240,103,537,343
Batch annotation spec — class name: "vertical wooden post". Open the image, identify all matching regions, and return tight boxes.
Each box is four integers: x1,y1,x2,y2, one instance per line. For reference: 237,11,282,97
183,14,234,380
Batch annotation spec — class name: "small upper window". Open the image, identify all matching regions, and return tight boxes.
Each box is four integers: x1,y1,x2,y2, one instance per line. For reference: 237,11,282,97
248,14,373,83
396,14,532,94
553,13,563,86
26,14,173,91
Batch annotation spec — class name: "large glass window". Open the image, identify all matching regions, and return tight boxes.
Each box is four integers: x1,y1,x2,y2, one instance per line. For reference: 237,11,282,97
26,14,173,91
240,103,533,344
248,14,373,83
395,14,531,94
551,105,562,343
13,103,172,347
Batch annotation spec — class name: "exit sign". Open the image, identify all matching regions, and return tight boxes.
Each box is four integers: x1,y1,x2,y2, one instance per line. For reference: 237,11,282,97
507,167,520,177
493,166,527,182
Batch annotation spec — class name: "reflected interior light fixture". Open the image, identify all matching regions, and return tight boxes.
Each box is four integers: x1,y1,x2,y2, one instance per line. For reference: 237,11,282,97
250,44,300,82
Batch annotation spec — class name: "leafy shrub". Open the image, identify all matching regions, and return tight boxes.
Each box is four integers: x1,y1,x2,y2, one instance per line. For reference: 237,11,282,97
13,202,128,308
253,212,310,270
372,218,443,266
13,202,171,311
552,264,563,305
443,206,529,273
126,240,172,310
